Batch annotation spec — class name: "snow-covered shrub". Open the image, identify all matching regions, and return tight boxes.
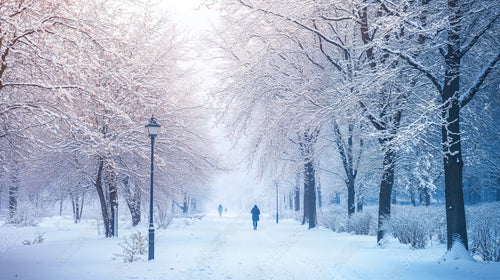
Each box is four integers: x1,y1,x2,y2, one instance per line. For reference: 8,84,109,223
467,203,500,262
388,206,436,249
22,232,45,245
418,206,446,245
319,205,377,235
9,202,44,226
155,204,174,229
115,232,147,263
346,211,374,235
434,214,447,245
319,205,347,232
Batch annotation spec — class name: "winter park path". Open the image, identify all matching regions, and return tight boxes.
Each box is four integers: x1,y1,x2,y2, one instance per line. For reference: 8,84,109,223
0,214,499,280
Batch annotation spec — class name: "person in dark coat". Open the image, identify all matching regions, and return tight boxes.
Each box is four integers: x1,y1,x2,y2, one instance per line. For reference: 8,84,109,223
218,204,223,217
251,205,260,230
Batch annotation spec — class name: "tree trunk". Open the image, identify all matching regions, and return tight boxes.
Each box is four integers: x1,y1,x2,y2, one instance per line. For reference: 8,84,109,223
71,197,81,223
8,169,18,222
192,198,197,212
442,90,468,250
317,176,322,209
128,198,141,226
294,186,300,211
377,146,396,244
80,195,84,221
357,198,363,212
71,197,76,221
70,188,84,223
356,186,364,212
94,157,111,237
441,0,468,250
347,179,355,216
410,189,416,207
182,192,188,214
122,177,141,226
419,187,431,206
332,121,362,217
105,159,118,237
357,2,404,246
302,180,309,225
8,184,17,221
300,129,318,229
442,105,467,250
303,160,316,229
424,189,430,207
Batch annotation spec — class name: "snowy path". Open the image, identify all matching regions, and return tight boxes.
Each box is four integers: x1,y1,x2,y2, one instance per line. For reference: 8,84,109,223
177,215,312,280
1,214,499,280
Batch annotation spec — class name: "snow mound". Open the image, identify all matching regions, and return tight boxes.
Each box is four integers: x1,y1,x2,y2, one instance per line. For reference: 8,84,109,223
441,241,475,263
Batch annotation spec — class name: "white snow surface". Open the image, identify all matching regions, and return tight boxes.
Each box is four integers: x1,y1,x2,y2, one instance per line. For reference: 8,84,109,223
1,213,499,280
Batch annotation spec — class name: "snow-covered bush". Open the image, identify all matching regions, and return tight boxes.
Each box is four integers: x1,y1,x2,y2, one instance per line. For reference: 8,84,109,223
22,232,45,245
155,204,174,229
319,205,377,235
9,202,45,226
388,206,437,249
115,232,147,263
467,203,500,262
319,205,347,232
346,211,374,235
436,219,447,245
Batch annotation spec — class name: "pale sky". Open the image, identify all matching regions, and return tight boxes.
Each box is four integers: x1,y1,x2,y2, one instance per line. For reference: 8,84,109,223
160,0,217,32
158,1,274,214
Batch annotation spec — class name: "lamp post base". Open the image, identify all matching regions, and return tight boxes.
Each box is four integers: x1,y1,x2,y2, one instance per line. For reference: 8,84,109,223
148,227,155,260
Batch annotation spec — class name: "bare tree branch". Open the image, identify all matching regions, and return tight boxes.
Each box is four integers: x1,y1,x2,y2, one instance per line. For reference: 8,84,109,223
359,101,386,131
237,0,347,52
3,83,86,91
460,13,500,58
459,49,500,108
313,21,343,72
383,47,444,94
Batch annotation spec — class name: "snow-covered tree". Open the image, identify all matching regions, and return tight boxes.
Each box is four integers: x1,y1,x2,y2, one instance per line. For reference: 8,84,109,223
1,1,218,232
377,0,500,251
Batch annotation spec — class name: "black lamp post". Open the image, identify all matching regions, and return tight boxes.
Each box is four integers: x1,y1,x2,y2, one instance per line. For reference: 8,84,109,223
146,116,160,261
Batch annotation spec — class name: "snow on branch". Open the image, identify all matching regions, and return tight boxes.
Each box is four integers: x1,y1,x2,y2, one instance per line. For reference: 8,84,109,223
8,4,29,18
318,15,357,23
3,82,86,91
0,103,40,115
359,101,386,131
460,13,500,59
459,50,500,108
237,0,347,52
313,21,342,72
383,47,443,94
375,0,399,16
332,120,352,179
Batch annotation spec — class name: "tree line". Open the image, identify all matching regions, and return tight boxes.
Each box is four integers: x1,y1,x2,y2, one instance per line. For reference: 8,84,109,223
211,0,500,252
0,0,217,235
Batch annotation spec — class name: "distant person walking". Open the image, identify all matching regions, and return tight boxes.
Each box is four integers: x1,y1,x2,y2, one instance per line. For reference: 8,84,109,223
251,205,260,230
218,204,223,217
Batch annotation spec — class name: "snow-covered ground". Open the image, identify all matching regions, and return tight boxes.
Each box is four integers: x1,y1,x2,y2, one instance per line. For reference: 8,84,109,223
1,213,499,280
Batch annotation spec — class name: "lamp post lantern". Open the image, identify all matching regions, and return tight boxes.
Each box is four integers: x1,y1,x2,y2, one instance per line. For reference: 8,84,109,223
146,116,160,261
